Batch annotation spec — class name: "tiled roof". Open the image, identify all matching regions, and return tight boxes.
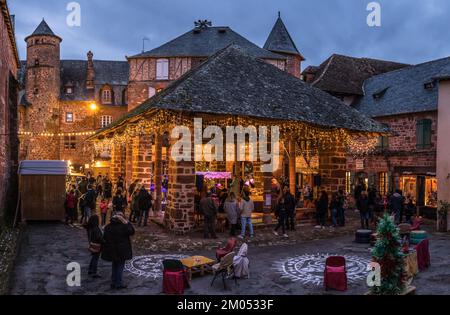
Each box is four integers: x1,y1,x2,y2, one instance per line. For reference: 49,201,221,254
354,56,450,117
104,45,387,134
29,19,58,38
130,26,285,60
308,54,408,95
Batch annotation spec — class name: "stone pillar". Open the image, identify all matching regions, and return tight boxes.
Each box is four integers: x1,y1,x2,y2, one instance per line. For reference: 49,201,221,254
289,138,296,194
262,171,273,224
319,143,347,194
165,130,196,233
125,141,133,185
154,133,163,212
131,135,152,186
110,142,125,183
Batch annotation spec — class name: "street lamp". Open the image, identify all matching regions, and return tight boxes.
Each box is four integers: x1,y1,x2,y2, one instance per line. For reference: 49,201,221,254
89,102,98,129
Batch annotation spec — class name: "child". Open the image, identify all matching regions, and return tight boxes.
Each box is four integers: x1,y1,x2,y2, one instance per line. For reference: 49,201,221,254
100,198,108,226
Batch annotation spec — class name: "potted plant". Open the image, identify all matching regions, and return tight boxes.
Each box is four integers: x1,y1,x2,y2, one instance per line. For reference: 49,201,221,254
437,200,449,232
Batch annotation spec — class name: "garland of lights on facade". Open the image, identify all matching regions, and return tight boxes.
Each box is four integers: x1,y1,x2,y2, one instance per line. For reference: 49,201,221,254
90,109,381,157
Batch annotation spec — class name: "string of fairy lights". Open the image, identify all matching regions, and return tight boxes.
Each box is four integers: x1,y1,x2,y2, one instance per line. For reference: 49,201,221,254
89,109,381,157
18,131,97,137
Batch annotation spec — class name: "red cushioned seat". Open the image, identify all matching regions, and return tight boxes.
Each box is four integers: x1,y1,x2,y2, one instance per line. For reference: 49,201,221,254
324,256,348,292
163,269,190,295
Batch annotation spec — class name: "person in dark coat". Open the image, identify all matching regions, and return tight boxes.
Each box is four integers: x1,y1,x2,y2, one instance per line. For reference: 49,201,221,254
116,174,125,192
274,195,289,237
390,189,405,224
137,186,152,227
86,215,104,278
329,192,340,228
82,185,96,225
281,186,297,231
65,189,77,225
103,177,113,201
405,197,416,224
357,191,370,229
200,192,218,239
112,190,127,217
101,212,135,290
315,191,329,229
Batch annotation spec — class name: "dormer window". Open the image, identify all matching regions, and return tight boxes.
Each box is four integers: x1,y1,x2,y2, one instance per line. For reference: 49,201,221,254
373,87,389,100
156,59,169,80
101,86,112,104
424,81,435,90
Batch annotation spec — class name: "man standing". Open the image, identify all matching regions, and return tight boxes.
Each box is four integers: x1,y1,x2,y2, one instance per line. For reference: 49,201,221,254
200,192,218,239
390,189,405,225
83,185,96,225
102,212,135,290
137,186,152,227
282,186,297,231
239,188,255,239
357,191,370,229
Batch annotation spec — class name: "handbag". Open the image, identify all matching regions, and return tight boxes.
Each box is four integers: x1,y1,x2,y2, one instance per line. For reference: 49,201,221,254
88,242,102,253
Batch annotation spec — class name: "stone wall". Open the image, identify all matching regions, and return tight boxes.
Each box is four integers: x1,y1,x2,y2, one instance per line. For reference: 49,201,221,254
0,2,19,223
346,111,438,192
319,144,347,193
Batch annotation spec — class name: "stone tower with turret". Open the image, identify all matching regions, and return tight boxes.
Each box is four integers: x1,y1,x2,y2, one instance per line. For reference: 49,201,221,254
24,19,62,160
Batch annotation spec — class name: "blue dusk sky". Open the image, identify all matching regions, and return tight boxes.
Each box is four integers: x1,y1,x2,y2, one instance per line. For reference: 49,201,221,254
8,0,450,67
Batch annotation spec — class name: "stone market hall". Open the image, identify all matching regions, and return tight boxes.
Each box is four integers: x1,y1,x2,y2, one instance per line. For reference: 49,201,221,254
89,45,387,233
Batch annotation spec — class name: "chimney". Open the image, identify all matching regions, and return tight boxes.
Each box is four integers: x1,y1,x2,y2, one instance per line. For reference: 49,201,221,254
86,51,95,90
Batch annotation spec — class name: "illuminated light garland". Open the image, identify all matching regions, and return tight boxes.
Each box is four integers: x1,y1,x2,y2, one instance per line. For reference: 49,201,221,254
90,109,380,157
18,131,97,137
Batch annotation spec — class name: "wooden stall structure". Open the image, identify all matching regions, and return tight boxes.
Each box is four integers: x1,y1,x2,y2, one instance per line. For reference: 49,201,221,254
18,160,69,222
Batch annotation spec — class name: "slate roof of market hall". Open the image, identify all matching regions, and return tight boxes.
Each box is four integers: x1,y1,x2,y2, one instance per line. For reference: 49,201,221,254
102,45,389,134
129,26,285,60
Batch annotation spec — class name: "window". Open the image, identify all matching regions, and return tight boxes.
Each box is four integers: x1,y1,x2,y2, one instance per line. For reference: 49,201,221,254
101,115,113,128
64,135,76,150
378,172,388,196
65,87,73,94
122,89,128,104
65,112,74,123
416,119,432,149
376,135,389,151
101,88,112,104
148,86,156,98
35,59,40,66
156,59,169,80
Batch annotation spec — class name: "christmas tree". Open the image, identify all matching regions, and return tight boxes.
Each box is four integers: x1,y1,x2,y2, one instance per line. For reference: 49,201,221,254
371,214,406,295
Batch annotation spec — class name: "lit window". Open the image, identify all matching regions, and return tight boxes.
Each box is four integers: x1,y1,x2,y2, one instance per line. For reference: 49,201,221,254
378,172,388,196
102,88,112,104
156,59,169,80
101,115,113,128
65,87,73,94
65,112,74,123
64,135,76,150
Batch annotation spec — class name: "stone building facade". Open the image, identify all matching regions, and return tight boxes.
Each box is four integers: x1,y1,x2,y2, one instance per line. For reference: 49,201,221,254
0,0,20,224
304,54,446,212
18,20,128,172
127,16,303,111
